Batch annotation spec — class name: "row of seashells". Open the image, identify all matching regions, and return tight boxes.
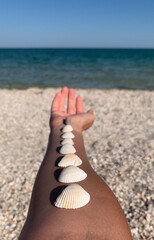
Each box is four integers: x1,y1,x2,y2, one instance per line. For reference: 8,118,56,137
54,118,90,209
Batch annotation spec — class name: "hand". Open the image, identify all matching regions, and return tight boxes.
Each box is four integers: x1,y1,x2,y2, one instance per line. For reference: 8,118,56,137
50,87,95,132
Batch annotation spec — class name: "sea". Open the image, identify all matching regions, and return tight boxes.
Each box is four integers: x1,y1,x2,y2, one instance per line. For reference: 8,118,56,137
0,48,154,89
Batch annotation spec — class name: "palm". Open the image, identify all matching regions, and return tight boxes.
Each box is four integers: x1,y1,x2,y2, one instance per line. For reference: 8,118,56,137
50,87,95,131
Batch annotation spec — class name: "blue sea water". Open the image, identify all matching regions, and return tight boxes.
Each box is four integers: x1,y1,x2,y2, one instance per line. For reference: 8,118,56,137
0,48,154,89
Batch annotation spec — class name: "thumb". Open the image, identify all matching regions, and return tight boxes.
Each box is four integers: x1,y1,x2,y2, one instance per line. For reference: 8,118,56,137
87,109,95,121
82,109,95,130
87,109,95,116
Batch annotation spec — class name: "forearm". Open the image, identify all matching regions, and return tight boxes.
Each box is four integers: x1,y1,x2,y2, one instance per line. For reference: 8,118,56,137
19,124,94,239
25,124,93,218
19,123,133,240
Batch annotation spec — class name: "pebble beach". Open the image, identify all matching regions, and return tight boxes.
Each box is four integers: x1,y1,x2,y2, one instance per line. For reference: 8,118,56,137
0,88,153,240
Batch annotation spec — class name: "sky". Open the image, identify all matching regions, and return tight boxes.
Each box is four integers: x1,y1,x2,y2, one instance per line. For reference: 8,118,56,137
0,0,154,48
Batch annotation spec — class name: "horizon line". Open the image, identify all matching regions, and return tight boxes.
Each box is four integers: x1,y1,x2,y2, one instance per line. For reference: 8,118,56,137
0,47,154,49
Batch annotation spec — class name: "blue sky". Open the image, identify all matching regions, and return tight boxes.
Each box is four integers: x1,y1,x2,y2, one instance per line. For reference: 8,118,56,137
0,0,154,48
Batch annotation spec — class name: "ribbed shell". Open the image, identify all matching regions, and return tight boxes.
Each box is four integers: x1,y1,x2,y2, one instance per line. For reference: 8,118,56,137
58,166,87,183
61,138,74,145
54,184,90,209
59,144,76,154
58,154,82,167
62,125,73,133
62,132,75,139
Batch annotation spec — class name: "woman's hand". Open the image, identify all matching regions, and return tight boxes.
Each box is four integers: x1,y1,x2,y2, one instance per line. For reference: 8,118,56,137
50,87,95,132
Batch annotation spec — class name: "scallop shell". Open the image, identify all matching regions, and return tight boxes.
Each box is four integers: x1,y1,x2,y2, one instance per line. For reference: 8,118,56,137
65,117,71,125
59,144,76,154
58,166,87,183
58,154,82,167
62,132,75,139
54,184,90,209
62,125,73,133
61,138,74,145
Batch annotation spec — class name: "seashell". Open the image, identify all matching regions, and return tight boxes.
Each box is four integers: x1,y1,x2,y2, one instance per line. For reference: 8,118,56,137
59,144,76,154
62,125,73,133
58,154,82,167
58,166,87,183
65,117,71,125
61,138,74,145
54,184,90,209
61,132,75,139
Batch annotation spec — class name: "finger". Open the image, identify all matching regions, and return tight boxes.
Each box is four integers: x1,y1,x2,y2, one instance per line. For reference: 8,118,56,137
82,109,95,130
67,88,75,114
51,92,62,112
76,95,83,113
60,86,68,112
87,109,95,116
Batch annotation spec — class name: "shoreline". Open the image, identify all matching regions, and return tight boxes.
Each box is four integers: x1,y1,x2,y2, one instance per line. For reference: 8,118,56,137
0,86,154,91
0,88,153,240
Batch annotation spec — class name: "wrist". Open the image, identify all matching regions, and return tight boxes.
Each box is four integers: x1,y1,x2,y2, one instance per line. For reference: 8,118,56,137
50,117,83,134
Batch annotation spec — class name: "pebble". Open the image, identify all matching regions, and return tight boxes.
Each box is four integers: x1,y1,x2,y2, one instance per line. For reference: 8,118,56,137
0,88,154,240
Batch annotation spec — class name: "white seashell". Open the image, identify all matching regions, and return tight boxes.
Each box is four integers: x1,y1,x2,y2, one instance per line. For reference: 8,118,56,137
54,184,90,209
62,125,73,133
61,138,74,145
58,154,82,167
65,117,71,125
58,166,87,183
62,132,75,139
59,144,76,154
